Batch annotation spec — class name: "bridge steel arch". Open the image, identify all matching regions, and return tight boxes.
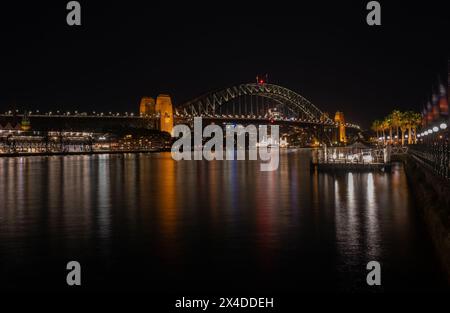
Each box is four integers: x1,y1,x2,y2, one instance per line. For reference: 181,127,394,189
175,83,333,124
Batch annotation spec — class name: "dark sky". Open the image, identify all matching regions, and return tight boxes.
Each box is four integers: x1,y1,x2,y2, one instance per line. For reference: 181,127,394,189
0,1,448,128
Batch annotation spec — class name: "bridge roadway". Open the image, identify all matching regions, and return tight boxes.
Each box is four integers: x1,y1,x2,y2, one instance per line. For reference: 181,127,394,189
175,115,360,130
0,113,157,132
0,113,360,132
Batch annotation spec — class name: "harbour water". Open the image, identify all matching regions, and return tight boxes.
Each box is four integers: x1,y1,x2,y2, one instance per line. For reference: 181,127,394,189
0,149,446,292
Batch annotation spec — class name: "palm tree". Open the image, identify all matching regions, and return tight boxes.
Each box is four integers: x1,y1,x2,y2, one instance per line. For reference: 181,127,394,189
383,117,393,144
399,111,409,146
405,111,421,144
413,112,421,143
372,110,422,146
380,119,388,144
390,110,402,144
371,120,381,141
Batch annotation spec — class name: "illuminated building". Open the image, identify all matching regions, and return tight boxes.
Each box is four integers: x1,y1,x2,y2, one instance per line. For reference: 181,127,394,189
20,113,31,131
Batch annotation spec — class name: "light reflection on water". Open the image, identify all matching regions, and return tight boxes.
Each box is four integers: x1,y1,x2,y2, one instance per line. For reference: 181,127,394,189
0,150,446,292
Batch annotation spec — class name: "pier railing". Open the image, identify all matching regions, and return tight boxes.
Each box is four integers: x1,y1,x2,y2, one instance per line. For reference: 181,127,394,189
313,146,388,165
408,132,450,181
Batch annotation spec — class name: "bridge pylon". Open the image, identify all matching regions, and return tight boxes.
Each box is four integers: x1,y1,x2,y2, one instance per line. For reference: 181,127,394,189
155,94,174,135
139,95,174,133
140,97,156,116
334,111,347,144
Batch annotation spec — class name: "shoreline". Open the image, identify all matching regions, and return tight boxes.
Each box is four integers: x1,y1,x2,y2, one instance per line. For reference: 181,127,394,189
0,147,315,158
0,149,168,158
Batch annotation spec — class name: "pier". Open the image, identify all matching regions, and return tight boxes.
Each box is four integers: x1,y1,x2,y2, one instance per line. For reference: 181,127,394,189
311,143,392,172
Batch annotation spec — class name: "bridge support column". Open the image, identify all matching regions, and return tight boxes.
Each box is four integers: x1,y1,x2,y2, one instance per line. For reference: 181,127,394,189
139,97,158,129
139,97,156,116
334,111,347,144
156,94,174,135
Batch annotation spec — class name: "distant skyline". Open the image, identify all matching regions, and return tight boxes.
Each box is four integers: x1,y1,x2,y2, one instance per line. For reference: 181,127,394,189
0,1,448,128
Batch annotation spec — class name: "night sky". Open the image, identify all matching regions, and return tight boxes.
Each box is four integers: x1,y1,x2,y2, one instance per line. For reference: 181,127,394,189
0,1,448,128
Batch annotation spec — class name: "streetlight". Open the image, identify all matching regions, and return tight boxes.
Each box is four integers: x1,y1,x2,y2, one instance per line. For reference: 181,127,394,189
440,123,447,130
433,126,439,132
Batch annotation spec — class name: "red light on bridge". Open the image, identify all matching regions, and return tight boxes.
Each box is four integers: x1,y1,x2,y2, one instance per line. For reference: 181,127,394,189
256,74,268,85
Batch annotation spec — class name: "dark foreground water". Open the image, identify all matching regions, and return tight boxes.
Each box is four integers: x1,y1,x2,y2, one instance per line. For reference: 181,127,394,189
0,150,447,292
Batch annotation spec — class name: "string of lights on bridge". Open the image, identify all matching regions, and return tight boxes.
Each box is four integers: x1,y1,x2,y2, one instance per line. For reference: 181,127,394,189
1,109,362,130
2,110,139,118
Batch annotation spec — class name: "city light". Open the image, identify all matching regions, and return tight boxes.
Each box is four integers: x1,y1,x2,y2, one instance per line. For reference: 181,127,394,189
440,123,447,130
433,126,439,132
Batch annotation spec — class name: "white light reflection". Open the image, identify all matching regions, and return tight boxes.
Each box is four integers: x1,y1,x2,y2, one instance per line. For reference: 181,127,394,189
366,173,380,259
97,155,112,239
334,173,360,271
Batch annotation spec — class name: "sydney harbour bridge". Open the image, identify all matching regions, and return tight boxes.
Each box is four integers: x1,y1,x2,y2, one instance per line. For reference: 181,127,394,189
141,82,359,145
0,82,361,151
